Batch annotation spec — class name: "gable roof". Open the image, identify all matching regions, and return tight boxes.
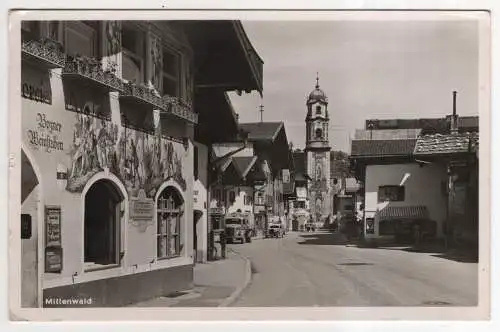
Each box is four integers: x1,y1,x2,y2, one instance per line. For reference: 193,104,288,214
351,139,417,157
239,122,284,142
231,156,258,178
414,132,479,155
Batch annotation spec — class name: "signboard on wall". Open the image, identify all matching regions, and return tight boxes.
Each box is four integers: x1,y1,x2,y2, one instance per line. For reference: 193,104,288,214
45,246,63,273
45,206,61,247
130,189,155,220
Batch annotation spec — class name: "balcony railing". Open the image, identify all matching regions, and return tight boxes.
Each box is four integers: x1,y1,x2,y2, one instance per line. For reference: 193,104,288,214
121,81,165,110
62,56,124,92
162,96,198,124
21,37,66,68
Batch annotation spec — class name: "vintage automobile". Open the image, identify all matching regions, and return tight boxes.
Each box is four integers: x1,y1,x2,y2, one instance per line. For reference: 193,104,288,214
224,214,253,244
304,222,316,232
267,223,285,238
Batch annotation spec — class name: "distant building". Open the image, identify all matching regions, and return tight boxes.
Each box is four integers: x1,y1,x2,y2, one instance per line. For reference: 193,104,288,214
350,93,478,246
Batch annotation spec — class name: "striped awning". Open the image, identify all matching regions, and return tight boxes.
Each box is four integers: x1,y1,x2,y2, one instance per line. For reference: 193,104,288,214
378,206,429,220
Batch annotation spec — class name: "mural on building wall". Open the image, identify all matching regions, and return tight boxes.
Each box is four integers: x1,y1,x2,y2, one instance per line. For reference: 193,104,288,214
105,21,121,56
150,35,163,92
66,114,186,198
310,151,331,219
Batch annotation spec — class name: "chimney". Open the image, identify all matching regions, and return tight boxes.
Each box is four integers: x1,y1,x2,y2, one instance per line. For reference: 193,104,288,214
450,91,459,134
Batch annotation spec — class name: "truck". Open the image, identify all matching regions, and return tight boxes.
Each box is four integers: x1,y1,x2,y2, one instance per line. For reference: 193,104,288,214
224,213,254,244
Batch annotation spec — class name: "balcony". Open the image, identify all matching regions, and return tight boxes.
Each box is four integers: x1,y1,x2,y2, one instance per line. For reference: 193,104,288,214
21,37,66,68
120,82,198,124
162,96,198,124
62,56,124,93
120,82,165,111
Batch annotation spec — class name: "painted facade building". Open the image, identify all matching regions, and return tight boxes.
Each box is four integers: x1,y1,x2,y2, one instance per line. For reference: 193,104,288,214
19,20,263,307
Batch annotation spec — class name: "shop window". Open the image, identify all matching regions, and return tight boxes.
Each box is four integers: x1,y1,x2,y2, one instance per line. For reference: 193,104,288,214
84,179,123,269
122,25,145,83
378,185,405,202
162,47,180,97
64,21,98,58
157,186,183,259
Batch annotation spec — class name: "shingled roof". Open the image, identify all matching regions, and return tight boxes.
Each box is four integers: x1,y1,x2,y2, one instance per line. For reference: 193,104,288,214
351,139,417,157
414,132,479,155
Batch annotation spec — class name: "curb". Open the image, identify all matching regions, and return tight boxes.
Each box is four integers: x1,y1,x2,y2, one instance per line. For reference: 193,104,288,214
218,249,252,307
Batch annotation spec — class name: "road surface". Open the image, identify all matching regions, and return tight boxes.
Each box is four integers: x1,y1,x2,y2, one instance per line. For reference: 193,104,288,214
229,231,478,307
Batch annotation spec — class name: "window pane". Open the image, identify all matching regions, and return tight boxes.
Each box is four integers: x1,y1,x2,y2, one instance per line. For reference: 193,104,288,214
168,235,177,256
163,50,178,77
163,77,178,97
122,52,142,83
65,22,95,57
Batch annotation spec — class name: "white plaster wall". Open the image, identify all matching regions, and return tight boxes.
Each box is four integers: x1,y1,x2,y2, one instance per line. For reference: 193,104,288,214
364,163,447,238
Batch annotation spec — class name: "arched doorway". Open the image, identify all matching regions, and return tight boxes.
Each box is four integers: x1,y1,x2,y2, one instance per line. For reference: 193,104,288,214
156,186,184,259
84,179,124,267
21,149,41,307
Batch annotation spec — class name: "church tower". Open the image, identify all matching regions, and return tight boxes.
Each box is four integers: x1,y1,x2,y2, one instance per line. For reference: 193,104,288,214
305,74,332,222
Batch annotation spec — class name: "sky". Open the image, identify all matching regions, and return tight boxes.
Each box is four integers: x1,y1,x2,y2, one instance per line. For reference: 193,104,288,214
228,17,480,153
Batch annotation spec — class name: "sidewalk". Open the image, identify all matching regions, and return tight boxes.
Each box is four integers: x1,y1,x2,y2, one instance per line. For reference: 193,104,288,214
128,250,250,307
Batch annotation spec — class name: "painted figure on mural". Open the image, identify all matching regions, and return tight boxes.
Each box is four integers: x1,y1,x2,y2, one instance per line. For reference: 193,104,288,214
106,21,121,56
150,37,162,92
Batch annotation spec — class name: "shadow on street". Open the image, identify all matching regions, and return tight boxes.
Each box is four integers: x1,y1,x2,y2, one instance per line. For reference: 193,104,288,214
296,231,478,263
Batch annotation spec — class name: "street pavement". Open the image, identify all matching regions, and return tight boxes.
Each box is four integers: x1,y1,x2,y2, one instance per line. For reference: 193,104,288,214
129,250,249,307
229,230,478,307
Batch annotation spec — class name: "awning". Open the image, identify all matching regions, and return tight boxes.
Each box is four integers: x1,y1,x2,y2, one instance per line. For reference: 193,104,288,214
378,206,429,220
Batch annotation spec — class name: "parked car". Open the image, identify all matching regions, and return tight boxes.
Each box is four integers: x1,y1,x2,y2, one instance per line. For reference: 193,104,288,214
267,223,285,238
304,222,316,232
224,214,253,244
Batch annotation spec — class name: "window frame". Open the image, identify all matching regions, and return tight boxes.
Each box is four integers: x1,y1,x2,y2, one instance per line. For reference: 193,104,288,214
64,21,99,58
156,187,183,260
378,185,405,202
121,25,145,84
161,45,182,98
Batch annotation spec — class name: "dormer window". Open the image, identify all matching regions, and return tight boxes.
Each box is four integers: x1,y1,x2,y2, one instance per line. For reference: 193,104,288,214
122,25,145,84
315,105,321,115
162,47,180,97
